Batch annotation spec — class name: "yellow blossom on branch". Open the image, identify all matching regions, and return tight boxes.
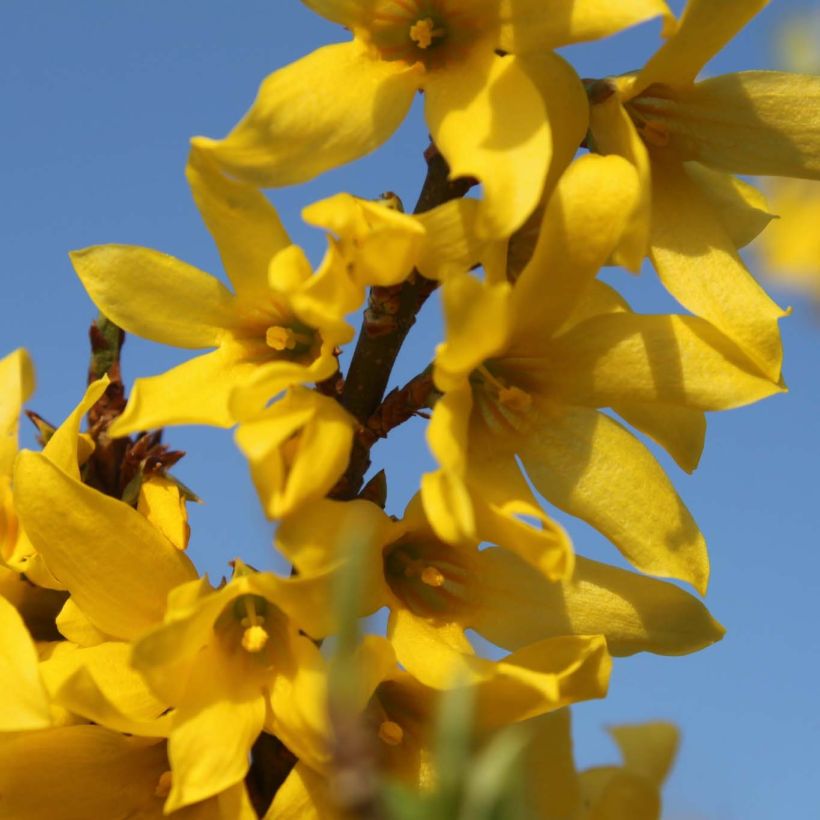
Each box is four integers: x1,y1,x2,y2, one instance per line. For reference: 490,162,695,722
193,0,674,238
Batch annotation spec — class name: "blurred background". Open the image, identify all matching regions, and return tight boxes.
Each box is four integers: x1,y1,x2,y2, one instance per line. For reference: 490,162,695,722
1,2,818,816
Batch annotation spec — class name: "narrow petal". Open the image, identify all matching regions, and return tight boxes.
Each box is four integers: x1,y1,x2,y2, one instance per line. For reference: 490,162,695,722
414,198,487,282
524,711,581,819
469,548,724,657
610,722,679,786
55,597,111,646
42,377,107,480
235,388,355,519
14,452,197,640
265,763,339,820
519,406,709,593
193,41,420,187
425,50,550,238
579,766,660,819
435,274,511,391
165,654,266,811
0,726,168,819
614,401,705,474
660,71,820,179
0,594,51,730
137,475,190,551
509,154,640,346
186,146,291,303
543,312,784,410
70,246,235,348
109,348,252,436
0,348,35,475
588,96,652,271
498,0,675,52
300,0,362,26
630,0,769,95
40,641,167,722
685,163,774,248
387,607,476,689
650,159,787,381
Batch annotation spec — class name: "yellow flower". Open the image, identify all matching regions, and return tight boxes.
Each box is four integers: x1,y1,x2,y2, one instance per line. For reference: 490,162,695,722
235,387,356,520
70,148,352,435
424,153,784,593
277,491,721,695
578,722,679,819
757,178,820,300
586,0,820,379
131,567,335,812
194,0,673,238
268,634,608,812
0,725,256,819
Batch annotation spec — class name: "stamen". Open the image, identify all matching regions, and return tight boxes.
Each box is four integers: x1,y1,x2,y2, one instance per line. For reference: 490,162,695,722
421,566,445,587
154,771,173,799
498,385,532,412
241,624,269,653
265,325,313,351
378,719,405,746
409,18,444,49
477,364,506,392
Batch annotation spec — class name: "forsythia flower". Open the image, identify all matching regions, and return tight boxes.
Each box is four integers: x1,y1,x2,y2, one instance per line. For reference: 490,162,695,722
70,149,352,434
424,154,782,592
586,0,820,379
193,0,674,238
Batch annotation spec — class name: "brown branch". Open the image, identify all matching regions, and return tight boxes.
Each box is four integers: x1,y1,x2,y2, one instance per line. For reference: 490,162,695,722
333,145,474,499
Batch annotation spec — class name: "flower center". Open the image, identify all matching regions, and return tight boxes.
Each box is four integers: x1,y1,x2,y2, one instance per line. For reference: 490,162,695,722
472,363,535,434
383,535,472,618
239,595,270,654
265,325,314,353
378,719,405,746
409,17,445,49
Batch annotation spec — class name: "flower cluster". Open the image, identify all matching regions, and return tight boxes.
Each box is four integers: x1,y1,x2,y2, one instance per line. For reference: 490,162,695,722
2,1,818,817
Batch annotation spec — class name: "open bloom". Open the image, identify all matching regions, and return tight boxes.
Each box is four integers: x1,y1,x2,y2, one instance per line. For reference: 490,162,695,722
423,154,784,593
194,0,673,238
585,0,820,379
277,493,722,691
71,149,352,434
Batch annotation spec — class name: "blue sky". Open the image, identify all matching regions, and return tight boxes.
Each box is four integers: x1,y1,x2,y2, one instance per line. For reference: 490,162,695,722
2,2,818,817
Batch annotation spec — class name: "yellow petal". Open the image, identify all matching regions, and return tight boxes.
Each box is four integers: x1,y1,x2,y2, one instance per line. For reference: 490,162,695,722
387,607,477,688
302,193,425,288
470,549,724,657
519,406,709,593
42,377,108,480
630,0,769,95
14,451,197,639
40,641,168,723
414,198,486,282
650,158,787,381
580,766,660,820
610,722,679,786
524,710,581,819
425,50,550,238
138,475,190,551
0,726,168,819
588,96,652,271
0,348,35,476
498,0,675,52
544,312,784,410
193,40,420,186
165,652,266,812
685,163,774,248
0,594,51,730
264,763,339,820
661,71,820,179
236,388,354,519
420,469,476,545
186,145,291,303
613,401,705,474
509,154,640,345
109,348,251,436
56,597,111,646
483,635,611,724
70,245,235,348
434,274,511,392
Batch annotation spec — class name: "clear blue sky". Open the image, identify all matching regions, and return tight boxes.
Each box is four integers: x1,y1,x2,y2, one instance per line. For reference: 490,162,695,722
2,2,818,817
